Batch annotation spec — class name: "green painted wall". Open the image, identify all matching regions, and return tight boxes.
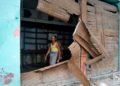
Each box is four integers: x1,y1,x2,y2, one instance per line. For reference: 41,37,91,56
102,0,119,6
103,0,119,3
117,2,120,70
0,0,20,86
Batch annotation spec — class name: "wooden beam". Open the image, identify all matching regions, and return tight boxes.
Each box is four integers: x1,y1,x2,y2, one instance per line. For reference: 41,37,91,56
87,0,117,12
80,0,87,22
34,60,69,72
86,54,103,65
45,0,80,15
67,1,90,86
69,42,81,68
68,58,90,86
73,19,110,64
37,0,70,22
73,20,100,57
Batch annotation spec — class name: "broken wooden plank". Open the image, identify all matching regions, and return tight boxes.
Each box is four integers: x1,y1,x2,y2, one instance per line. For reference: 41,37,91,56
73,19,110,64
73,34,99,57
34,60,69,72
22,71,40,81
68,58,90,86
95,1,105,46
80,48,88,76
45,0,80,15
68,1,90,85
69,42,88,75
22,62,81,86
80,0,87,22
99,0,117,13
86,54,103,65
87,0,117,13
73,20,100,57
69,42,81,68
37,0,70,22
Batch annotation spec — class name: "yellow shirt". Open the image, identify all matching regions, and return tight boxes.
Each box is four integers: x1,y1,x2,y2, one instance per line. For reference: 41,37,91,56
50,42,59,52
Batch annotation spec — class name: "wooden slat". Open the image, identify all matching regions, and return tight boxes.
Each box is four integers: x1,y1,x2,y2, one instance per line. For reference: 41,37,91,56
68,58,90,86
80,48,87,76
80,0,87,22
87,0,117,12
69,42,81,68
72,0,88,73
73,19,110,64
104,29,118,37
99,0,117,13
95,1,105,46
45,0,80,15
37,0,70,22
68,1,90,85
34,60,69,72
73,20,100,57
86,54,103,65
73,34,99,57
22,71,40,81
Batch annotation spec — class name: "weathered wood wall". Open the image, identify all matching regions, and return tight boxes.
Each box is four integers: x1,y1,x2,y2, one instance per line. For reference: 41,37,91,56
22,61,81,86
86,0,118,76
22,0,119,86
37,0,80,22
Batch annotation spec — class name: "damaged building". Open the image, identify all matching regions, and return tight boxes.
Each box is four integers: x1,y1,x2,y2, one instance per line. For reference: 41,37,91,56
21,0,120,86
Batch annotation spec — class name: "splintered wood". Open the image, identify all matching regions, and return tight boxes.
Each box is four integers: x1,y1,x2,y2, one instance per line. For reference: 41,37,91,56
67,0,91,86
22,62,81,86
68,58,90,86
37,0,70,22
45,0,80,15
73,19,111,65
37,0,80,22
21,0,119,86
69,42,81,68
87,0,117,12
71,0,118,80
85,0,118,76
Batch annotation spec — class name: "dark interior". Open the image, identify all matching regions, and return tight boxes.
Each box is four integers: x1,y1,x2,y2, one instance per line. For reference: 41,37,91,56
21,0,76,73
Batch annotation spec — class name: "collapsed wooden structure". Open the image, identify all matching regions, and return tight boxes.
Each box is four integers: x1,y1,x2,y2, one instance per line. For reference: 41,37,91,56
22,0,119,86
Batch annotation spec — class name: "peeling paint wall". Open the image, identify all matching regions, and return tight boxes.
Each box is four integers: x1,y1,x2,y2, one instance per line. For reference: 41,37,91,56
0,0,20,86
